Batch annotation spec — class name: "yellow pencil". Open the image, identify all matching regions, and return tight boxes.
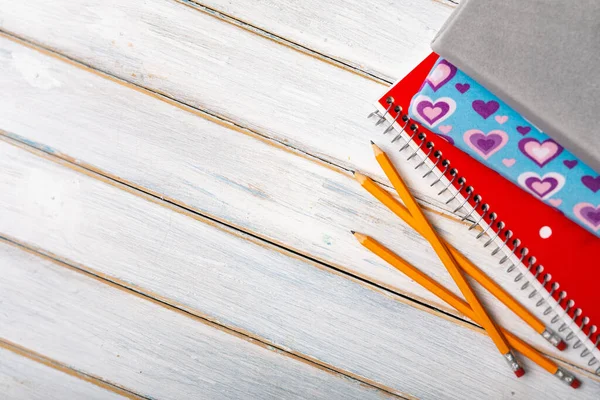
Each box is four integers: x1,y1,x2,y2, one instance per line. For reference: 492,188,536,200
354,171,566,350
371,142,524,376
354,232,580,388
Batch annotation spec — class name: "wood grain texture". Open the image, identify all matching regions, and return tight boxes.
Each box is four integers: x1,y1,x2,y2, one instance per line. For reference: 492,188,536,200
2,136,600,399
0,34,596,374
0,34,449,310
0,346,128,400
1,0,597,397
0,240,396,400
192,0,455,82
0,0,458,216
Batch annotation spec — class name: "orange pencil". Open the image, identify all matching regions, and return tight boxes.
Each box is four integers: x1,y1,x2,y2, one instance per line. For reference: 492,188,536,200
354,171,566,350
354,232,580,388
371,142,524,376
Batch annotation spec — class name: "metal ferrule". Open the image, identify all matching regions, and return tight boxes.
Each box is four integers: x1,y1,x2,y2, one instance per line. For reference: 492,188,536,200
554,368,576,385
542,328,563,347
503,351,521,372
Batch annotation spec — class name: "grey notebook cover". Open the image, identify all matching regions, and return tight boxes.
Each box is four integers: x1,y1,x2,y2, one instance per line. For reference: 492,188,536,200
431,0,600,173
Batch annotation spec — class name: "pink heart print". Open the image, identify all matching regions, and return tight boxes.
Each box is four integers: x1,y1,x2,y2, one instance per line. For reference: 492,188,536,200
502,158,516,167
439,125,452,134
411,95,456,127
548,198,563,207
494,115,508,124
573,203,600,231
518,138,563,167
425,60,457,92
518,172,565,199
463,129,509,160
421,103,446,122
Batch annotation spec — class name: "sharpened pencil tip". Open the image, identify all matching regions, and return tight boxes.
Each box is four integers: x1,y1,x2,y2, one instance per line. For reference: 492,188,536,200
352,231,368,243
371,141,383,155
369,140,374,144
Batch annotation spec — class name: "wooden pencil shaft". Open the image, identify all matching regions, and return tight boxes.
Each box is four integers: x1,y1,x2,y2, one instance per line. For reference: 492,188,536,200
357,234,557,374
372,147,512,355
356,173,545,334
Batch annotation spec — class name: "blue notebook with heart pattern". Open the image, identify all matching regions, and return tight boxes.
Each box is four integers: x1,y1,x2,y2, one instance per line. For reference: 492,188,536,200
409,58,600,237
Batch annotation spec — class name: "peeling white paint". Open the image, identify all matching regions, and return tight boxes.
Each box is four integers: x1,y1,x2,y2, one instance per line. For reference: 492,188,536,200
12,51,61,90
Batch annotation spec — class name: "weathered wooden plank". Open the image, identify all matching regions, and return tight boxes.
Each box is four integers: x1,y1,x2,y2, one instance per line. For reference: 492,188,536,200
0,240,398,400
193,0,455,82
0,35,597,372
0,34,447,309
0,345,129,400
2,137,599,399
0,0,458,215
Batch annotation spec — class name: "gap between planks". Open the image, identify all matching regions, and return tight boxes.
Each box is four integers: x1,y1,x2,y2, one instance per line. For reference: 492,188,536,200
0,29,478,229
175,0,388,84
0,339,147,400
0,26,474,229
0,133,478,334
159,0,600,378
1,25,596,375
0,114,480,327
175,0,458,85
1,28,592,374
0,31,488,313
0,236,410,400
2,134,595,384
2,0,598,384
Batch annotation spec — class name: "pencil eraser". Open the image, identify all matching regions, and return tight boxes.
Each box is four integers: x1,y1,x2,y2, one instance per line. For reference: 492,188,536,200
514,367,525,378
557,341,567,351
570,378,581,389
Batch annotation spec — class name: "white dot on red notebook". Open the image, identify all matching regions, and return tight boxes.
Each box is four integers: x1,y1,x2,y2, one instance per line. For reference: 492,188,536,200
539,226,552,239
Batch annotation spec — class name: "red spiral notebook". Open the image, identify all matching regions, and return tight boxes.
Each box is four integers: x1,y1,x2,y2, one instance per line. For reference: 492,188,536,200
373,53,599,369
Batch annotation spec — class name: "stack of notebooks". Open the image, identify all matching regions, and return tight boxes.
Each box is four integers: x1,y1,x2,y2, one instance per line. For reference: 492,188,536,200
369,0,599,380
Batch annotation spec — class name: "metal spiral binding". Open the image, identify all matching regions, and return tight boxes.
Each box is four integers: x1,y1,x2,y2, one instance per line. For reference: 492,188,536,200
369,97,600,375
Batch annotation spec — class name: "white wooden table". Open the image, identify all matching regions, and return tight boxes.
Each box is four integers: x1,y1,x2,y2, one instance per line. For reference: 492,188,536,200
0,1,598,399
